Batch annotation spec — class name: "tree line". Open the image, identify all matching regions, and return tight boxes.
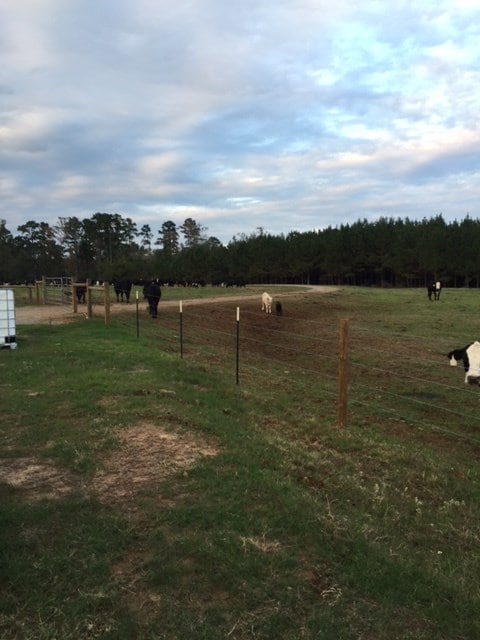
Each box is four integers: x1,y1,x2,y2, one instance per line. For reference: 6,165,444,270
1,212,479,287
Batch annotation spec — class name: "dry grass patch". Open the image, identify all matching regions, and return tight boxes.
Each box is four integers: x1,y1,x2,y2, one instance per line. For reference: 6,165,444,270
0,423,218,506
240,534,283,554
0,457,76,501
91,422,218,505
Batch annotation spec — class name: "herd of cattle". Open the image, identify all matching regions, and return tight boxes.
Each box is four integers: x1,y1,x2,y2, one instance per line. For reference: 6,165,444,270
78,280,444,306
109,283,284,317
71,278,480,386
75,278,248,302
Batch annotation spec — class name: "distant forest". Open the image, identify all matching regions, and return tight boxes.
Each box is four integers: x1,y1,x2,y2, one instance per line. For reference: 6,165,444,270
1,213,479,287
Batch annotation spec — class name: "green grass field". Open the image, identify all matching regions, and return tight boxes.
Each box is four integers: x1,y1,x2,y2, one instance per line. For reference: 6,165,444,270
1,286,479,639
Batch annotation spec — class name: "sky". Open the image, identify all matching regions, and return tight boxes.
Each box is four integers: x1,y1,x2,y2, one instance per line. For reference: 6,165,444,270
1,1,480,245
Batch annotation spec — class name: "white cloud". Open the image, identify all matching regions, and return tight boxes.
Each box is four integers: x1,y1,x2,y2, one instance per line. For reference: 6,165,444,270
1,0,480,243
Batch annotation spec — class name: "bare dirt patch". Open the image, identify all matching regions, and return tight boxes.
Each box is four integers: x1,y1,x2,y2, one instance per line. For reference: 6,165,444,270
0,457,75,501
15,305,87,325
0,423,218,504
91,422,218,505
0,423,219,622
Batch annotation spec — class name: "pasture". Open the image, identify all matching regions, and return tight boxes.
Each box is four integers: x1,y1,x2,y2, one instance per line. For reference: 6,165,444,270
1,286,479,639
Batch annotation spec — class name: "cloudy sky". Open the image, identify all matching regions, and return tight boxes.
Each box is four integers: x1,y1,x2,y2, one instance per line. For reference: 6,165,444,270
1,1,479,244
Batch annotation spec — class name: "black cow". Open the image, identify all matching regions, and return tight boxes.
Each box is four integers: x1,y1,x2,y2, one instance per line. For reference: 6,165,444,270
448,341,480,384
113,279,133,303
144,280,162,318
225,278,246,288
75,285,86,303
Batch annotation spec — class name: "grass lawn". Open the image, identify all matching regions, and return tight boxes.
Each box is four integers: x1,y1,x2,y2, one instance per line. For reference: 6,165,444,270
1,286,479,639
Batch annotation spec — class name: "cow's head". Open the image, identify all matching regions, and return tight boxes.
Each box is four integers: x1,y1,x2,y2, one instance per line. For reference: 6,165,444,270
447,349,463,367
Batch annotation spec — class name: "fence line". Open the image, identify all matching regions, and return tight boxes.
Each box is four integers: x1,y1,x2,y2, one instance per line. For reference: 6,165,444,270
38,295,479,443
128,312,478,438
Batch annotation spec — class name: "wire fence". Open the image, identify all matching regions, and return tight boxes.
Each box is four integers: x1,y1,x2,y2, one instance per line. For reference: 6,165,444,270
98,296,480,448
17,281,478,446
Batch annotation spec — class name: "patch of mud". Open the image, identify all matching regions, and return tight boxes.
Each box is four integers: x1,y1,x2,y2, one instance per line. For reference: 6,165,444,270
0,423,218,504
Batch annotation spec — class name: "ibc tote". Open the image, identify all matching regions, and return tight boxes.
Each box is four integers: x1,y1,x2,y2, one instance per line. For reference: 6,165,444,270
0,289,17,349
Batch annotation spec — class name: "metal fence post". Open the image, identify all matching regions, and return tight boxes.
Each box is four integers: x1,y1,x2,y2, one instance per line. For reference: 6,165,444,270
338,318,349,428
236,306,240,385
180,300,184,358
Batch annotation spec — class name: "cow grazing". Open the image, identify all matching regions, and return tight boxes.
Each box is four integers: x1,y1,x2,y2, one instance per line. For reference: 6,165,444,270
261,292,273,314
275,301,283,316
448,341,480,384
427,281,442,301
113,279,133,303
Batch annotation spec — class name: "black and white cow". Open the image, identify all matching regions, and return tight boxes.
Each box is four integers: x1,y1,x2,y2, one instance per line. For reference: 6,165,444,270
427,281,442,301
113,279,133,303
448,341,480,384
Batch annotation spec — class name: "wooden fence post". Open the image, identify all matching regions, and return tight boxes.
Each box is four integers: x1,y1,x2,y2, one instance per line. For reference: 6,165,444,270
36,277,46,304
86,287,92,319
338,318,349,428
104,282,110,325
72,281,78,313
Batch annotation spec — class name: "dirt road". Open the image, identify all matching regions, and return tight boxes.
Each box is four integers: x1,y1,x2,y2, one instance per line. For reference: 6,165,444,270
14,286,336,325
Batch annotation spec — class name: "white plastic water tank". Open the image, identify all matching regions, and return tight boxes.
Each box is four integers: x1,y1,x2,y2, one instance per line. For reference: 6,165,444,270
0,289,17,349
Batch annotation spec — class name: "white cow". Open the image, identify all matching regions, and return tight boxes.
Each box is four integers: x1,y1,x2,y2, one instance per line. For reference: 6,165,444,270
261,292,273,314
448,341,480,384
